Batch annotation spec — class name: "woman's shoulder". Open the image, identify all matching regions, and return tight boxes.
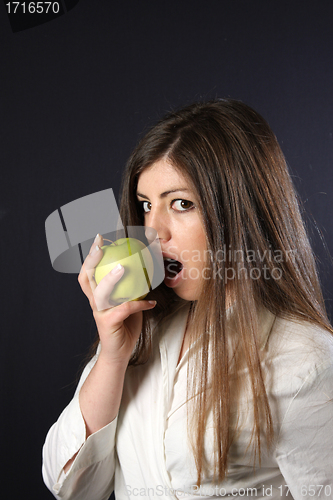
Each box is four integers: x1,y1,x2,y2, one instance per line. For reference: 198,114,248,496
263,310,333,391
268,312,333,354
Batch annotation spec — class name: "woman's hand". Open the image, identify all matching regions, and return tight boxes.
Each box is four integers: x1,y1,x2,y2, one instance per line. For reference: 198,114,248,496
78,234,156,366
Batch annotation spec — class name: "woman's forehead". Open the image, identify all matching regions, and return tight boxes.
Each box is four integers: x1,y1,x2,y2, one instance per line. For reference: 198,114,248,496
137,160,193,193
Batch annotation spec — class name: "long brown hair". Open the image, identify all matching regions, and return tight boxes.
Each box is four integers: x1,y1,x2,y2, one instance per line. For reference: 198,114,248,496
119,99,333,484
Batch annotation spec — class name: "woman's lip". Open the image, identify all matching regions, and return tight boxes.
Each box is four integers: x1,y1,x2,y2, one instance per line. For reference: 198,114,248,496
162,251,180,261
164,266,184,288
162,251,184,288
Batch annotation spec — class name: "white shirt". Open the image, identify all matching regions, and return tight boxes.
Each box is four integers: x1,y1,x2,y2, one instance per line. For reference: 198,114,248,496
42,303,333,500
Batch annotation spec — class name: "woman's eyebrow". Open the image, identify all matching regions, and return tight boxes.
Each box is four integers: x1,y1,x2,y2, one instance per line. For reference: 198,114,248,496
136,188,190,199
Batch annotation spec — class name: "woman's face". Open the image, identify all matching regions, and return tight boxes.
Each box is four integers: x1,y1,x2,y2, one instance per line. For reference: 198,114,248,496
136,159,207,301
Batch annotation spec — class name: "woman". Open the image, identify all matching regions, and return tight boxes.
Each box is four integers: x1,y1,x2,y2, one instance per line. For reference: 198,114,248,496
42,99,333,499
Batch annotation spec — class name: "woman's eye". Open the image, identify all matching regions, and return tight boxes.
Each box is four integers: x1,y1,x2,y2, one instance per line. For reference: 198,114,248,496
142,201,151,213
172,199,194,211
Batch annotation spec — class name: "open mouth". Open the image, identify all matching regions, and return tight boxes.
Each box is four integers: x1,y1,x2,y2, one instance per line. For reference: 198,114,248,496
164,258,183,280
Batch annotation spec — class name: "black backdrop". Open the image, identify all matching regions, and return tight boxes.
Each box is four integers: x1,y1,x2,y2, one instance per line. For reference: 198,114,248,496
0,1,332,498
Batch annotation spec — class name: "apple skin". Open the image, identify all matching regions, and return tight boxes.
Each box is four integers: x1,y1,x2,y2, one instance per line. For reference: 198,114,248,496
94,237,154,304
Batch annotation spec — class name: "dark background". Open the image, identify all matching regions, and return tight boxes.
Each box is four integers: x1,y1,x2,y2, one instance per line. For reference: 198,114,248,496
0,1,332,498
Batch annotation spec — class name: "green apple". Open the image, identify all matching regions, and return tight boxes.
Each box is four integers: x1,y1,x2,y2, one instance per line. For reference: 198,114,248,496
94,237,154,304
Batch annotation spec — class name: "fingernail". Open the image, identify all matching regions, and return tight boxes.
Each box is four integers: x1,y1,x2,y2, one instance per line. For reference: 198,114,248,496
111,264,123,274
94,233,100,243
90,245,100,256
148,300,157,305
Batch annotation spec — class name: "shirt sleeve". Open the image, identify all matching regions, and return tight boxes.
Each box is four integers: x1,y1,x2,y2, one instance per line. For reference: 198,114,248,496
42,348,117,500
275,359,333,500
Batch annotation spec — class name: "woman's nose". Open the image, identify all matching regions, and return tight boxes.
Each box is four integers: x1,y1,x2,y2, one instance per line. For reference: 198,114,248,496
144,227,158,244
145,209,171,243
